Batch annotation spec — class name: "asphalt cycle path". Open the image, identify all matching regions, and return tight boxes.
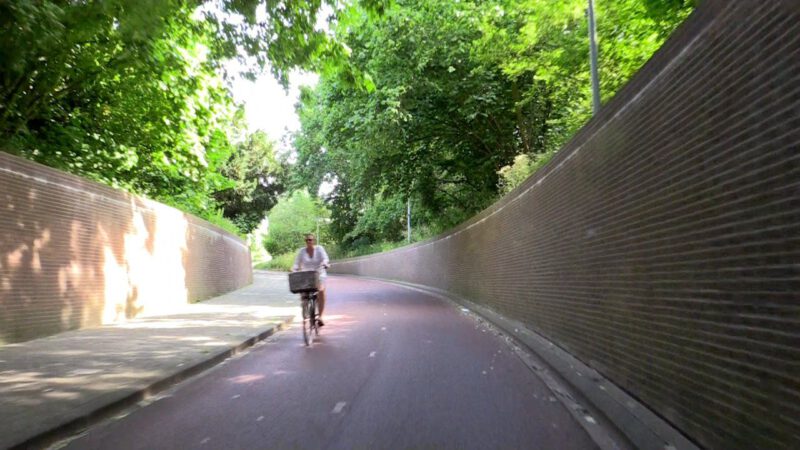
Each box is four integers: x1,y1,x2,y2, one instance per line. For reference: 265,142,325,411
62,276,598,450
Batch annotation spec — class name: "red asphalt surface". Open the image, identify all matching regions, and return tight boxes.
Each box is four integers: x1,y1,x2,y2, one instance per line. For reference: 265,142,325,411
63,276,598,450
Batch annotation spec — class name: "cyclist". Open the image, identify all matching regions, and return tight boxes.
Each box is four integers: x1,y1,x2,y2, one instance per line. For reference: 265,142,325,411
291,233,330,326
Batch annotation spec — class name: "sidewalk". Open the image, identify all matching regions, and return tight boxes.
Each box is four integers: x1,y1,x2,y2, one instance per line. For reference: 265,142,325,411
0,270,297,450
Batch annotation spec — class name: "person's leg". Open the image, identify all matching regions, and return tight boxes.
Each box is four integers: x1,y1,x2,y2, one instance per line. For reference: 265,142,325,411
317,287,325,317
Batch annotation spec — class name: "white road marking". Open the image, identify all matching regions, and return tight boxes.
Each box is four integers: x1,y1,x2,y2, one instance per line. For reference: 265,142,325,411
369,351,377,358
200,437,211,445
257,416,265,422
332,402,347,414
381,327,387,331
231,394,241,399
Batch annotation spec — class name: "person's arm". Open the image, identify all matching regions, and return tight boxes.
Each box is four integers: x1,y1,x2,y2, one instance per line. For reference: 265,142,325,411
318,246,330,268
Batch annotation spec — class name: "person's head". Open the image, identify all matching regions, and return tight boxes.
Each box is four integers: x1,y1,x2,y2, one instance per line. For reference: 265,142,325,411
304,233,316,246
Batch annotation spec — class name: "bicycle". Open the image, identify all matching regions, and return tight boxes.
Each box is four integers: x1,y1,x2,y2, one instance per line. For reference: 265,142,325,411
288,269,324,347
300,290,320,346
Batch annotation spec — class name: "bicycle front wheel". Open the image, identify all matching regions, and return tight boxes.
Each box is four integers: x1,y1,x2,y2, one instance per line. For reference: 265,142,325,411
309,296,318,340
302,297,313,346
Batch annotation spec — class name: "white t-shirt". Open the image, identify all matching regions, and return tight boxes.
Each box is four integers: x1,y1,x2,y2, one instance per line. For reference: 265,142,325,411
292,245,330,278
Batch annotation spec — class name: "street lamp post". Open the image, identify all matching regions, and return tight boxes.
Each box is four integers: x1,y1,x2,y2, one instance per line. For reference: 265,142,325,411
588,0,601,114
407,198,411,244
316,218,331,244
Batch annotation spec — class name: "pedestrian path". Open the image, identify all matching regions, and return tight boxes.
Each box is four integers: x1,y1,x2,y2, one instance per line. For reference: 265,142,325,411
0,271,296,450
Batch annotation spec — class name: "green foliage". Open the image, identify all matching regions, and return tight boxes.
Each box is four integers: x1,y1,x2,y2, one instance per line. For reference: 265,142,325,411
1,1,233,227
345,192,407,244
0,0,389,234
215,131,287,233
255,251,296,272
292,0,693,251
474,0,694,149
199,209,246,237
263,190,330,256
0,0,693,252
497,150,557,194
497,154,535,195
326,219,442,259
327,240,407,260
294,0,529,248
158,197,243,238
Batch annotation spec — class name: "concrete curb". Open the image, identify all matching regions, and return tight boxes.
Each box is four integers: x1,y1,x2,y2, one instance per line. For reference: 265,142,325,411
345,275,701,450
11,317,293,450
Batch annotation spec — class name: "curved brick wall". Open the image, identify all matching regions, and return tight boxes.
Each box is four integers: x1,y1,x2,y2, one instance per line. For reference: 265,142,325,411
331,1,800,448
0,152,252,344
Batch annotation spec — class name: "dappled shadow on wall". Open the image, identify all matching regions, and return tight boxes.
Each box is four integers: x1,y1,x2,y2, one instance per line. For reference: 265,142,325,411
0,155,190,344
181,210,252,306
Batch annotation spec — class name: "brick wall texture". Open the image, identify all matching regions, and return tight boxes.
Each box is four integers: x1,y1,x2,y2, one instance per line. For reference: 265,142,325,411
330,1,800,448
0,152,252,344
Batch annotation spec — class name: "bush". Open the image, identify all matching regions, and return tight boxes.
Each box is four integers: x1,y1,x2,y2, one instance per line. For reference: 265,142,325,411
263,190,330,255
255,251,296,271
160,197,244,237
497,150,558,195
200,209,245,237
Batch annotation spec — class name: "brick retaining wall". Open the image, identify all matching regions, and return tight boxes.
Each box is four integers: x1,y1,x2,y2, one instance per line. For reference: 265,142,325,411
331,1,800,448
0,152,252,344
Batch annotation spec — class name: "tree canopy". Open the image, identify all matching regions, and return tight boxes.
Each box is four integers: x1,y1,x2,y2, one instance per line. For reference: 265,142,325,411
0,0,383,233
1,0,694,248
263,190,330,256
292,0,694,249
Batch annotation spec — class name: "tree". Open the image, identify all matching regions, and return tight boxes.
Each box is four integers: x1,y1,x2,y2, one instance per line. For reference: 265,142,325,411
294,0,530,247
2,3,237,213
345,192,407,244
215,131,287,234
263,190,330,256
474,0,694,152
0,0,387,231
292,0,694,249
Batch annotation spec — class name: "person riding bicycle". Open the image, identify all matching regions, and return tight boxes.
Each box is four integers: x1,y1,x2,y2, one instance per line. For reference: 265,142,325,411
291,233,330,326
